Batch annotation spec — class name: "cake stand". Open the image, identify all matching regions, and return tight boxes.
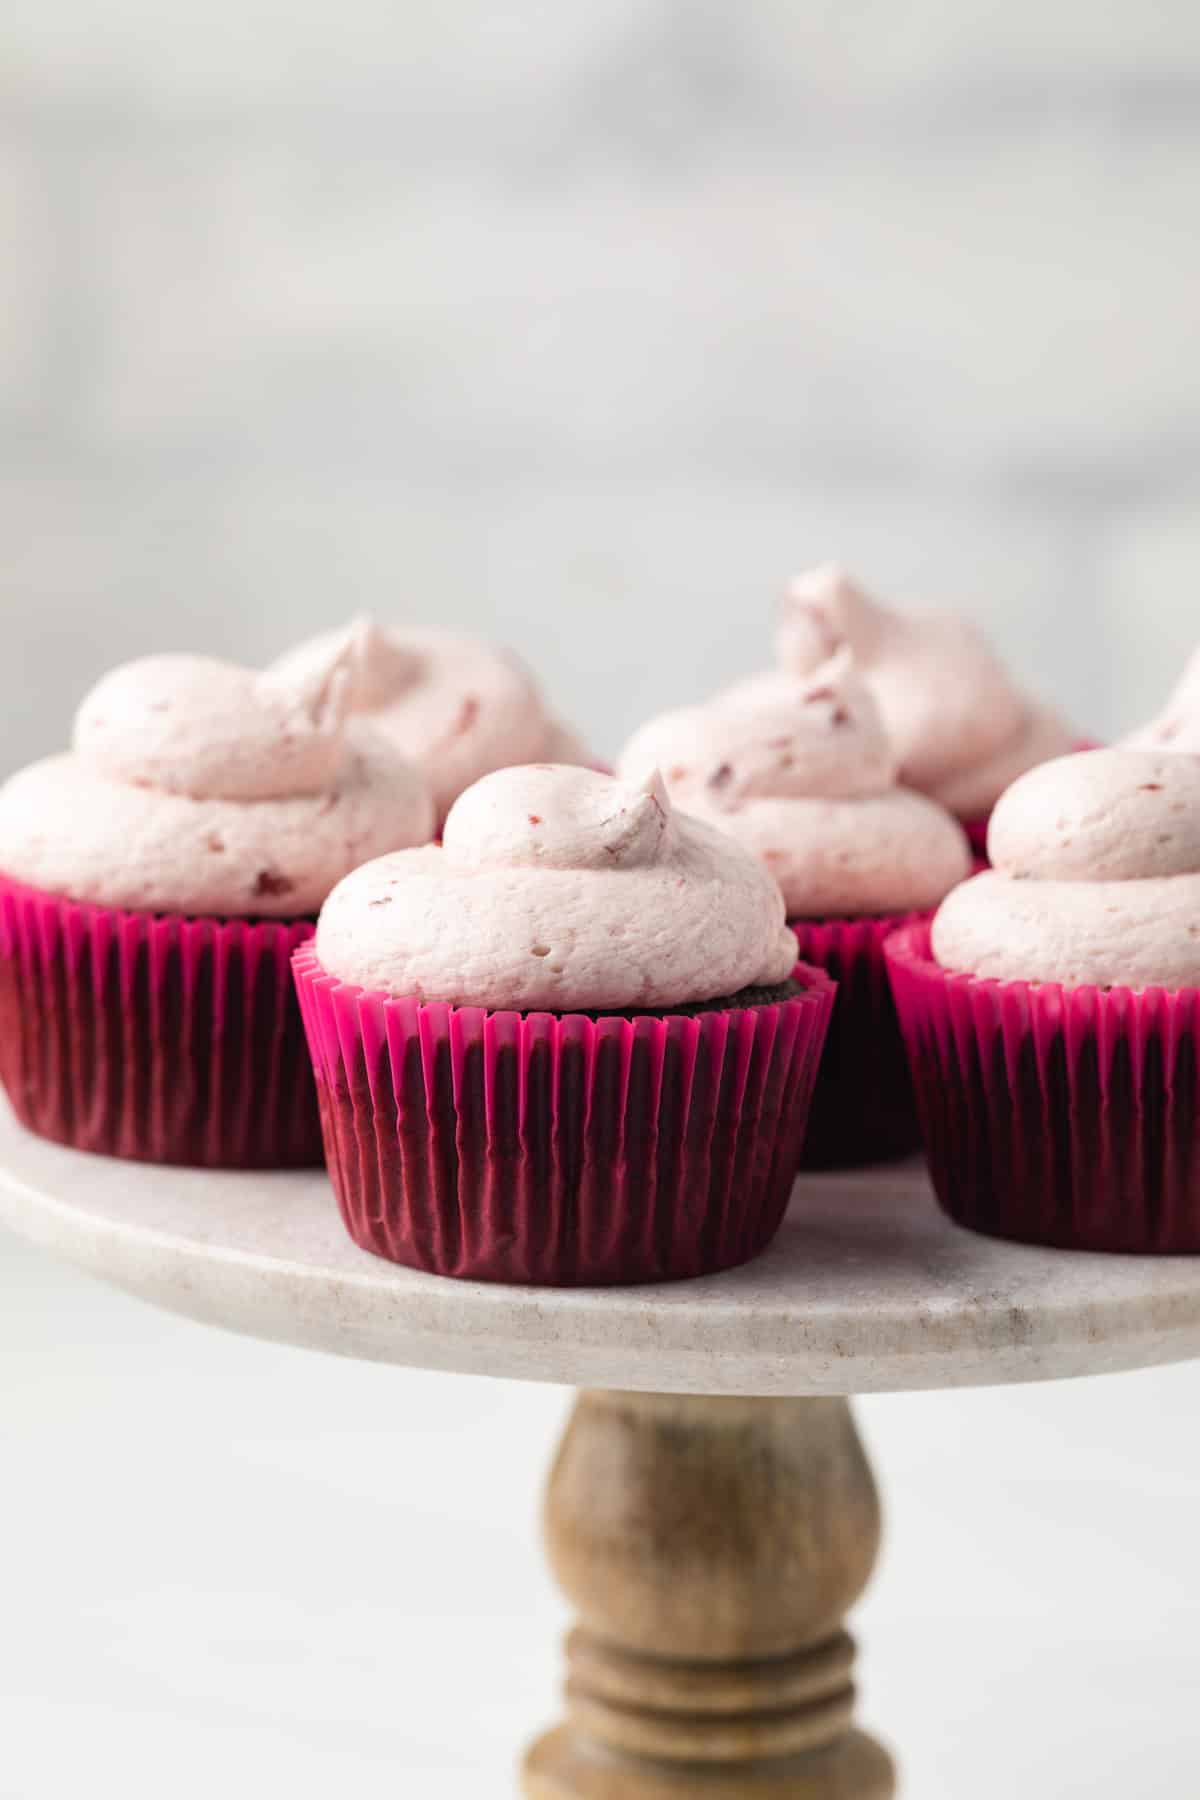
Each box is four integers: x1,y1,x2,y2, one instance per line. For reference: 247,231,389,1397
3,1103,1200,1797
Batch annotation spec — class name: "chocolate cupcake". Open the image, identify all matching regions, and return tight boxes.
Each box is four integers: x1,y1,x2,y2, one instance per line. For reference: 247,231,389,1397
0,637,434,1167
887,747,1200,1251
620,650,970,1168
294,764,834,1286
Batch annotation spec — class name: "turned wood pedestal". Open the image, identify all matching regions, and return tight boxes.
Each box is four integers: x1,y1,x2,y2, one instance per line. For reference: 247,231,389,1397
524,1394,893,1798
3,1104,1200,1796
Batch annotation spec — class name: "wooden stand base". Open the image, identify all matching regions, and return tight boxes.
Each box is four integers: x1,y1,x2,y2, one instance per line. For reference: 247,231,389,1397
524,1395,895,1800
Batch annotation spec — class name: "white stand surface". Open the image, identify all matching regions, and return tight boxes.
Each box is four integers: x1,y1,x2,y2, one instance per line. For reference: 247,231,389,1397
2,1100,1199,1397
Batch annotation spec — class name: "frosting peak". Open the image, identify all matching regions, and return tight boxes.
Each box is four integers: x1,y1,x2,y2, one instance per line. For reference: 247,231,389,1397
779,565,1075,816
338,617,422,711
268,621,588,822
933,749,1200,988
715,652,898,805
444,766,670,871
76,648,357,804
1123,645,1200,753
988,748,1200,882
621,652,897,818
777,564,886,672
0,652,435,917
619,653,970,918
315,764,800,1010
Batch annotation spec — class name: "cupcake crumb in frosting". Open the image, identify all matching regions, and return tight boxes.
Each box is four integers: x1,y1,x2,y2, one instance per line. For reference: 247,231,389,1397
314,764,799,1010
269,618,588,822
779,563,1074,818
931,747,1200,988
0,642,435,917
618,650,971,917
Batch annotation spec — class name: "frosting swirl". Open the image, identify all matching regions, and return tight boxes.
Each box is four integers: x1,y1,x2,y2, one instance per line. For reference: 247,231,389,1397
0,644,435,917
932,748,1200,988
269,620,587,822
779,564,1074,817
1123,645,1200,753
315,764,799,1009
619,652,971,917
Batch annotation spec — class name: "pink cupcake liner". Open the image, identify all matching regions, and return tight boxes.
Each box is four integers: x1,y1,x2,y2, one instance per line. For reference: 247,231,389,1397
790,913,926,1169
0,874,322,1168
293,945,836,1286
886,921,1200,1253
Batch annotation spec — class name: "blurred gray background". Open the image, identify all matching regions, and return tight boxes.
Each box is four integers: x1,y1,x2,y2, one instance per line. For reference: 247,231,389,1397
3,2,1200,769
2,6,1200,1797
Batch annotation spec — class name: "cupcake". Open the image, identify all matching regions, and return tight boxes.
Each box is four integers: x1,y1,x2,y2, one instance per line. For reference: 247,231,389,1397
779,564,1076,856
293,764,835,1286
269,620,588,826
619,650,971,1167
886,747,1200,1252
0,640,434,1167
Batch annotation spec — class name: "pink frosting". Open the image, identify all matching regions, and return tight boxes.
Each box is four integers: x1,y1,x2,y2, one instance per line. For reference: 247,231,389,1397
932,748,1200,988
779,565,1074,817
0,644,435,917
1123,645,1200,753
269,620,587,822
619,652,971,917
315,764,800,1009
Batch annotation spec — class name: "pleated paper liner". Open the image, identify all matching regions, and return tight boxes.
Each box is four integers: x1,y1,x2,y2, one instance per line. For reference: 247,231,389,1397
790,912,927,1170
885,921,1200,1253
0,874,322,1168
293,946,836,1286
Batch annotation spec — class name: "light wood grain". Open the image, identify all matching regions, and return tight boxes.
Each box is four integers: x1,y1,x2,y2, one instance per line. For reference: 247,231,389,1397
524,1393,895,1799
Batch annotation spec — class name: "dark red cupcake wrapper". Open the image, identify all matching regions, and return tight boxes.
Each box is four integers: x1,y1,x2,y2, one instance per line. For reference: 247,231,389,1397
789,912,927,1169
293,946,836,1286
885,921,1200,1253
962,815,991,861
0,875,322,1167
